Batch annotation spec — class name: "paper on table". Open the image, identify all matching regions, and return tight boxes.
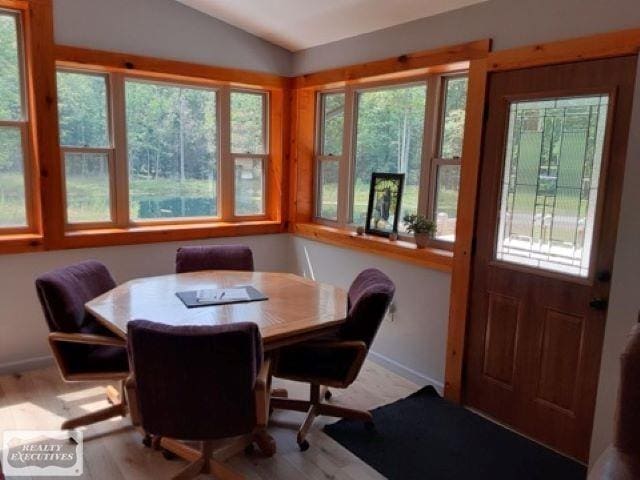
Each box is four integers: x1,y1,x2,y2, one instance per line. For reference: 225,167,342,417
196,288,251,303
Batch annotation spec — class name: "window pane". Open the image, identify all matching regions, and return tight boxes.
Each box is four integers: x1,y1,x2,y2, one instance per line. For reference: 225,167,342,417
0,127,26,226
318,160,339,220
64,152,111,223
231,91,265,154
320,93,344,156
235,158,264,215
57,71,109,147
352,84,426,227
434,164,460,241
0,12,23,121
126,80,218,220
440,76,468,159
496,95,609,278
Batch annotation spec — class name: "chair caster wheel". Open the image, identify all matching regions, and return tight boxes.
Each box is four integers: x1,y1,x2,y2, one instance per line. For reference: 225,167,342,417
324,389,332,400
364,421,376,432
162,449,177,460
142,434,152,448
298,440,310,452
244,443,255,455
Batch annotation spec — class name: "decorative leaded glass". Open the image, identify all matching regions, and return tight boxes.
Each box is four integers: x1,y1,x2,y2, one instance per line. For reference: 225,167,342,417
495,95,609,278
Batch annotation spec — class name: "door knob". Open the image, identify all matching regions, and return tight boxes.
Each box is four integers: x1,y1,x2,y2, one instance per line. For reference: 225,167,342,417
596,270,612,282
589,297,609,310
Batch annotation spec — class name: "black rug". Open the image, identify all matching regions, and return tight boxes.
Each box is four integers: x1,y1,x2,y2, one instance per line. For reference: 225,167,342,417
323,386,586,480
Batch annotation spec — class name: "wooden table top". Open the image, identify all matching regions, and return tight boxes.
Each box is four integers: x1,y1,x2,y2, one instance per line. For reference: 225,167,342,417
86,271,347,349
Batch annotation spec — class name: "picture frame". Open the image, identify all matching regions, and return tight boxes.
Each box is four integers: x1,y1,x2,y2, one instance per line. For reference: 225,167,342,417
365,172,405,237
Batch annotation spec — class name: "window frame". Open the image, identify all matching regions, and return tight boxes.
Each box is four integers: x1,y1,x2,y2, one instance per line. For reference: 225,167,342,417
57,68,117,229
229,88,269,219
428,74,468,245
123,75,223,226
313,71,468,248
0,7,38,235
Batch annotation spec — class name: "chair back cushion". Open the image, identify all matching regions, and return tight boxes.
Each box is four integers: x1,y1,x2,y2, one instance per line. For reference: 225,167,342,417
340,268,395,348
127,320,262,440
35,260,116,333
615,323,640,453
175,245,254,274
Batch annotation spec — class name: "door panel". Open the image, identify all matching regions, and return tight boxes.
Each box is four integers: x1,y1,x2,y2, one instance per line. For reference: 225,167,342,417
464,56,637,462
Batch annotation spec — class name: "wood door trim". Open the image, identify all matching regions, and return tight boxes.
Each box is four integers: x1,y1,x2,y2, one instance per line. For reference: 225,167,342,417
444,28,640,404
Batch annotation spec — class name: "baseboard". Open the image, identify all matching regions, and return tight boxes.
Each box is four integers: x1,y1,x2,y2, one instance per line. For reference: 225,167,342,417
368,350,444,395
0,355,54,376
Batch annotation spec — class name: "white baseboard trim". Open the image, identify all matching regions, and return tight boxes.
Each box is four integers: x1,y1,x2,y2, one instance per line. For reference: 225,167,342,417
0,355,54,376
368,350,444,394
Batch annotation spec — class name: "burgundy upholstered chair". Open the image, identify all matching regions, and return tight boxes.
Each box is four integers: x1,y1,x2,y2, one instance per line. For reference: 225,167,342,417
127,320,274,480
272,268,395,450
589,322,640,480
35,260,129,429
175,245,254,274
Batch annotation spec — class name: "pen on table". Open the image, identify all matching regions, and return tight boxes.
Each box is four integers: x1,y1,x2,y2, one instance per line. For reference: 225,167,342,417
219,291,225,300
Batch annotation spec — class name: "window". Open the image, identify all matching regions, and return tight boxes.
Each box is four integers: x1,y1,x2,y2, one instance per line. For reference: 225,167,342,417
314,74,468,245
56,69,271,229
316,92,345,220
57,70,113,225
126,80,218,221
353,84,427,228
432,76,468,241
0,11,30,229
231,91,268,216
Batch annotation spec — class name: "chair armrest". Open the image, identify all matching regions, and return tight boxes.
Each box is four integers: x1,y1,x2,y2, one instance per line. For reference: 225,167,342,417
254,357,271,428
49,332,126,348
309,340,368,386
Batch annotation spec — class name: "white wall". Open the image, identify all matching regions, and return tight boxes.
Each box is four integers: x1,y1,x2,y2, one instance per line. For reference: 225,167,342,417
53,0,291,75
0,234,291,372
290,237,451,390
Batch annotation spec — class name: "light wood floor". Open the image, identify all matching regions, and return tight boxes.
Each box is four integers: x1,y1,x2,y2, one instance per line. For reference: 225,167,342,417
0,360,419,480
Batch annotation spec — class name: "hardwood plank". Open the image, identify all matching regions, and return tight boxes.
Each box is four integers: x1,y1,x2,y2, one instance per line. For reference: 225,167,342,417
0,361,418,480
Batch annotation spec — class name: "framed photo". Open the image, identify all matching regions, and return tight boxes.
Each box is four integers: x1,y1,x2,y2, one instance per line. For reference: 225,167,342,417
365,172,404,237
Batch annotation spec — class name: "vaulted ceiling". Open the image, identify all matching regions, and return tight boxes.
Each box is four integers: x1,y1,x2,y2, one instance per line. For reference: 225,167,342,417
176,0,487,51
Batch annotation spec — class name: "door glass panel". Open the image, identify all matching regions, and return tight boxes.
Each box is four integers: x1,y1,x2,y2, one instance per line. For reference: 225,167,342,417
495,95,609,278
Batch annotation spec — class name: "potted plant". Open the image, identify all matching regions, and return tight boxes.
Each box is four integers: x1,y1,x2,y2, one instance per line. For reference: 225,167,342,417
403,214,435,249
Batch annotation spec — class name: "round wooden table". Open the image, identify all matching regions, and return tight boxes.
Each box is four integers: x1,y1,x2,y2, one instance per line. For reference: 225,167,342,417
86,270,348,350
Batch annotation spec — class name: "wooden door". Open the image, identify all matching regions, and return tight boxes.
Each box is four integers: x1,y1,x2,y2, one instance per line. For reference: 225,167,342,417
464,56,637,462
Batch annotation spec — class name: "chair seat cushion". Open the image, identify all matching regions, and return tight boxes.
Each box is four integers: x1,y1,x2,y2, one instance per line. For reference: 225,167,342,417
274,341,360,386
61,322,128,375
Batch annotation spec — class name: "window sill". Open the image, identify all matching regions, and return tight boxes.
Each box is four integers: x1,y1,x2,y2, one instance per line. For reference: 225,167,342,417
58,220,284,249
0,233,45,254
293,223,453,272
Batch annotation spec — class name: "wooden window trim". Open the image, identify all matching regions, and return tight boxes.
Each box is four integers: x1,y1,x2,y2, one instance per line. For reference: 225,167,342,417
30,44,287,252
0,3,41,238
294,222,453,272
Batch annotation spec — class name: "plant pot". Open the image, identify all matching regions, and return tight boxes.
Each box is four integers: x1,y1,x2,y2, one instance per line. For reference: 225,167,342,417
415,233,430,249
